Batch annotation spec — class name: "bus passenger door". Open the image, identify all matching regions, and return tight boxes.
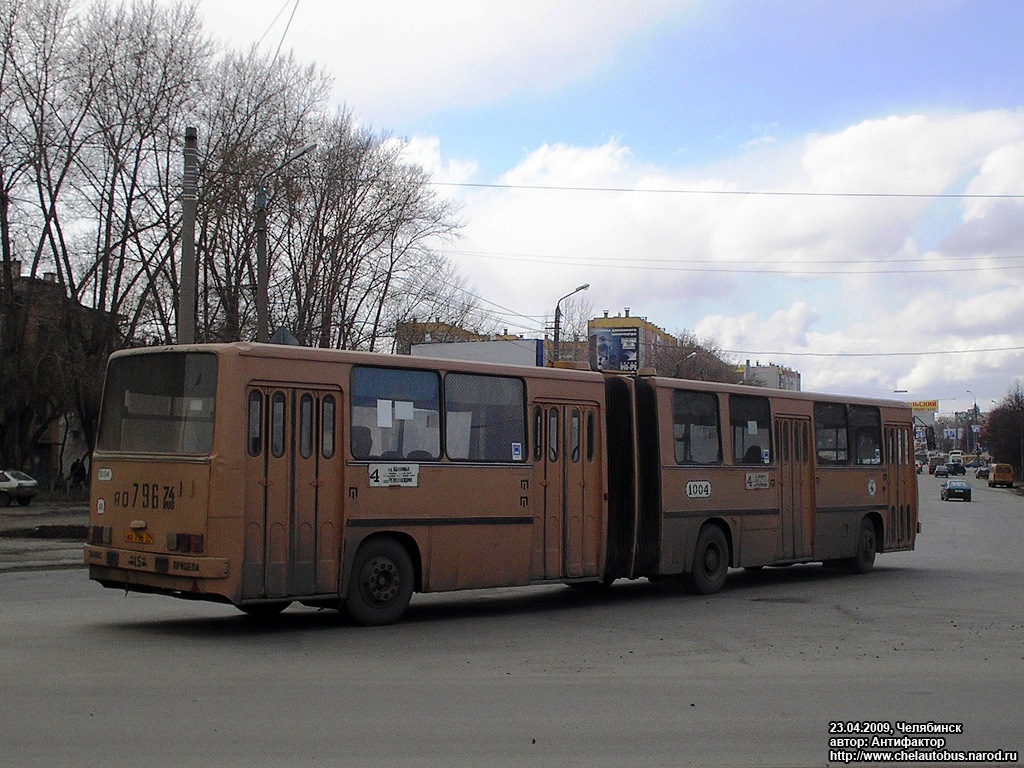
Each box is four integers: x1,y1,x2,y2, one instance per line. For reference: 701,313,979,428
537,402,601,580
885,423,912,548
775,416,814,560
243,386,342,600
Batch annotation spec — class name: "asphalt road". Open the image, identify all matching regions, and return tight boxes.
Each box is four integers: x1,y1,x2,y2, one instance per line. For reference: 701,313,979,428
0,500,87,572
0,477,1021,768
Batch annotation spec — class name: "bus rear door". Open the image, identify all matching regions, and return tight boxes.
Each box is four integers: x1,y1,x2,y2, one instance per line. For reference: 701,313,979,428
243,386,342,600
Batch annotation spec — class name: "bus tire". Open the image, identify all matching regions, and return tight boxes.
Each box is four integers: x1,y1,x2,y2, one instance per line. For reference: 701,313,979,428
345,537,414,626
681,525,729,595
847,517,877,574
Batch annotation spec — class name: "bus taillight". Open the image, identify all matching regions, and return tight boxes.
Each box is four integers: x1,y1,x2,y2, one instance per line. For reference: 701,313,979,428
167,533,204,554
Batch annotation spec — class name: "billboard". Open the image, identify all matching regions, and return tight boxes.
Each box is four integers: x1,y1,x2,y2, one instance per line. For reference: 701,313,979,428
589,327,639,372
909,400,939,412
411,339,544,366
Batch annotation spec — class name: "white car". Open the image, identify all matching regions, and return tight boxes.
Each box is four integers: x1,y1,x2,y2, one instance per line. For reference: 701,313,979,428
0,469,39,507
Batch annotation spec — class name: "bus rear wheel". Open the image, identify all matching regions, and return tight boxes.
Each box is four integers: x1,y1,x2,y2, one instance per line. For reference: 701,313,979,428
681,525,729,595
846,517,877,574
345,537,414,626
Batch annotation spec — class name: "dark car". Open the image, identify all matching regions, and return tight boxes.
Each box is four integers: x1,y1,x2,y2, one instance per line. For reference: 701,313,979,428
0,469,39,507
934,464,949,478
941,479,972,502
948,462,966,475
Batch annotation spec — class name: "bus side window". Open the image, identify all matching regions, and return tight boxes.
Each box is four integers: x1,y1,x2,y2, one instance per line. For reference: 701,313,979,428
299,394,313,459
271,392,286,458
533,406,543,461
444,373,526,462
548,409,559,462
730,394,771,465
322,396,336,459
570,409,581,463
247,391,262,456
672,390,721,465
586,411,595,462
850,405,882,465
814,402,848,464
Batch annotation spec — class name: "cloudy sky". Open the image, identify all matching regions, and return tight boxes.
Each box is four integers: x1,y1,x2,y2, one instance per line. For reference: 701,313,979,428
193,0,1024,413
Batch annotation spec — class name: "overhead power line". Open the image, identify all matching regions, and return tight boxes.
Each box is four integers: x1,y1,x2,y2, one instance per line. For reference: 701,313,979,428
450,249,1024,276
431,181,1024,199
723,346,1024,358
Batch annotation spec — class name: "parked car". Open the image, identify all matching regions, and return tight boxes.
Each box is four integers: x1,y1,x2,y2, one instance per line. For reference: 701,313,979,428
934,464,949,478
988,463,1014,488
975,466,990,479
941,479,972,502
0,469,39,507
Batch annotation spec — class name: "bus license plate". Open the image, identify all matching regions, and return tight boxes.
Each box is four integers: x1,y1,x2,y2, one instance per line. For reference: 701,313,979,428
124,531,154,545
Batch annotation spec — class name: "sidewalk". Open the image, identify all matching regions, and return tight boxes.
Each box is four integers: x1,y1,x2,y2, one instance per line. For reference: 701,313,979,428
0,500,88,573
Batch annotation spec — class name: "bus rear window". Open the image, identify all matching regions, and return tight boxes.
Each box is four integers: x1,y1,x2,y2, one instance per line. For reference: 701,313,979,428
97,353,217,455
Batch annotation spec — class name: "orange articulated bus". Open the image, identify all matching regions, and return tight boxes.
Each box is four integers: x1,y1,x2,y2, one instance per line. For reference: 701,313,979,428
85,342,918,625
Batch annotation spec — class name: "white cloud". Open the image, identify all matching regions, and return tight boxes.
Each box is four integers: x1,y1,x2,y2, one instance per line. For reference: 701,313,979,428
194,0,685,121
448,109,1024,405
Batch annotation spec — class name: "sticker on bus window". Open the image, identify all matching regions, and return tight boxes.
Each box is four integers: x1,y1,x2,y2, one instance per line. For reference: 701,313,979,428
511,443,523,461
376,399,393,428
395,401,415,421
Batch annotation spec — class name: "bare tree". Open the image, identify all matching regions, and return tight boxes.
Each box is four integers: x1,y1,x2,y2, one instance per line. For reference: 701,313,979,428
0,0,472,469
984,382,1024,478
192,46,330,341
551,294,593,363
279,112,464,350
72,0,210,341
650,329,738,383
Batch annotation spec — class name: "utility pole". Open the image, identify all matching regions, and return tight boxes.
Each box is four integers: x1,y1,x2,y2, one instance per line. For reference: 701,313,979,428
178,126,198,344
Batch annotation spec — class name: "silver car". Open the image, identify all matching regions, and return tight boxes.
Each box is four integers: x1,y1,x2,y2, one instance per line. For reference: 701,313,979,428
0,469,39,507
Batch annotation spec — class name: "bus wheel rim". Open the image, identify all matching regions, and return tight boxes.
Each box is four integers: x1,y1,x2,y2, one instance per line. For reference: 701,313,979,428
703,545,721,573
366,557,400,603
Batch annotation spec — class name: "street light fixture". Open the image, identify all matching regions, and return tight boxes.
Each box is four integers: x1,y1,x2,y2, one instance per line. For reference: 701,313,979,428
552,283,589,363
256,142,317,342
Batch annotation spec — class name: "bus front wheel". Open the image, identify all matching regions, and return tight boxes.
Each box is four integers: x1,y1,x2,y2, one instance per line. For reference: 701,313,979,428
681,525,729,595
345,537,414,626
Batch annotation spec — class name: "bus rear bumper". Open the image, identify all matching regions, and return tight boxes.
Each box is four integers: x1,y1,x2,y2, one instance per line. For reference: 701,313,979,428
84,544,228,579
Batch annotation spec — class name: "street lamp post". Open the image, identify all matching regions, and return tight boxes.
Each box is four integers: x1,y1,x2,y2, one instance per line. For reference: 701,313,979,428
967,389,977,454
256,142,317,342
552,283,589,363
